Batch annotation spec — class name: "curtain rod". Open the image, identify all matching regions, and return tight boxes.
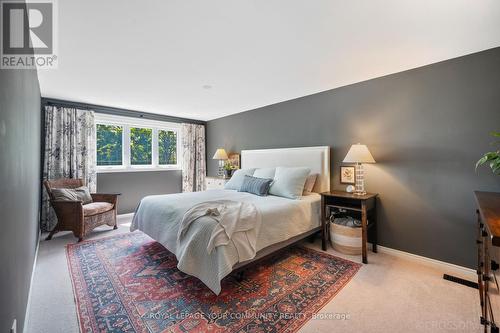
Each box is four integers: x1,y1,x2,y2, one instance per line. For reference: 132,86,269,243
41,98,206,125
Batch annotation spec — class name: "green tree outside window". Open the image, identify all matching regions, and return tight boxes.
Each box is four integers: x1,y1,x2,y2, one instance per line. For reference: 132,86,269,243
159,130,177,165
130,127,152,165
96,124,123,166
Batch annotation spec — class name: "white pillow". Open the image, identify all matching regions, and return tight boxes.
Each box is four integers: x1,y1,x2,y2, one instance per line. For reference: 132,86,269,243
253,168,276,179
224,168,256,190
269,167,311,199
303,173,318,194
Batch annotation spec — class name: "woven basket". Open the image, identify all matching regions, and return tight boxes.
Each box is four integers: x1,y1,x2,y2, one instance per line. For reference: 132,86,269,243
330,222,362,255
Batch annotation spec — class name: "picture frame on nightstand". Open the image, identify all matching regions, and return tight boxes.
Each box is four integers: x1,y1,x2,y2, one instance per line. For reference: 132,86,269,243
228,153,240,169
340,166,355,184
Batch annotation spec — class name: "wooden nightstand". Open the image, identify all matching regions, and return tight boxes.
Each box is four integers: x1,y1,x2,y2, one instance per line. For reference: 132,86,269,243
320,191,378,264
205,177,230,190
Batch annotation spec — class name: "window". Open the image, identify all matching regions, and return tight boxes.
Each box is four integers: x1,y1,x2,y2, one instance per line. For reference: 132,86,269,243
95,114,180,172
130,127,152,165
96,124,123,166
158,129,177,165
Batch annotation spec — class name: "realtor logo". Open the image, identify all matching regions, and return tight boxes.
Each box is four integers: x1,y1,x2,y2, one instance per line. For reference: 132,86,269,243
1,0,57,69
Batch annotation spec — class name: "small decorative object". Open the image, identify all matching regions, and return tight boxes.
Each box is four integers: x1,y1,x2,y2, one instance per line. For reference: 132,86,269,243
343,143,376,195
346,185,355,193
223,161,237,178
476,131,500,175
212,148,228,177
228,153,240,169
340,166,355,184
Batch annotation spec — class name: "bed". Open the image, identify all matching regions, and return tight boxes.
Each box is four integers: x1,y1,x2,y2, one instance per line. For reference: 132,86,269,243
131,146,330,294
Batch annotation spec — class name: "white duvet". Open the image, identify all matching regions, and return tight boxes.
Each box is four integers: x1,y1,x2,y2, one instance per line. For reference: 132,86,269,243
131,189,320,294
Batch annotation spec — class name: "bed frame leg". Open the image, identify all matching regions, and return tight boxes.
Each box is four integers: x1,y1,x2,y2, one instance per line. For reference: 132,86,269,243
235,271,245,282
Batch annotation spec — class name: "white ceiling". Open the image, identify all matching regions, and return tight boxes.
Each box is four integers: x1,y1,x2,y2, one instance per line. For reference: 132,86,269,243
38,0,500,121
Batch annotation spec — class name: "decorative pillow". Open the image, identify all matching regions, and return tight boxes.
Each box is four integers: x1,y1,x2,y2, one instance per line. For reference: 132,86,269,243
51,186,93,204
224,168,256,190
239,175,273,196
303,173,318,194
269,167,311,199
253,168,276,179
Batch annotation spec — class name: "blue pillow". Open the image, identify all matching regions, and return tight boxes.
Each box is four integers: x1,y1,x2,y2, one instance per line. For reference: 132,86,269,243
239,175,273,196
253,168,276,179
223,168,256,190
269,167,311,199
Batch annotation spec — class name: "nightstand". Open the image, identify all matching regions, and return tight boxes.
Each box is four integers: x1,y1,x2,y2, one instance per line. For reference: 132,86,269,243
205,177,230,190
320,191,378,264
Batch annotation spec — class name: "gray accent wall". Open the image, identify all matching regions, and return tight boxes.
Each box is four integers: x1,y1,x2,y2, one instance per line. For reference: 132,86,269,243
207,47,500,268
97,170,182,214
0,69,41,330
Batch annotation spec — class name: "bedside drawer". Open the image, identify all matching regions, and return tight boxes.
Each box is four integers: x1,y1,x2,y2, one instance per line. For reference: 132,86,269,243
205,177,227,189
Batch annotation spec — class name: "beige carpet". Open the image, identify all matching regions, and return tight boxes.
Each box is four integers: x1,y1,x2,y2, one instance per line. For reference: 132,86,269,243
25,214,497,333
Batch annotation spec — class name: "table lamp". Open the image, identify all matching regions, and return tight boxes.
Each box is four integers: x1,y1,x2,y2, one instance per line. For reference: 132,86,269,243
212,148,228,177
343,144,376,195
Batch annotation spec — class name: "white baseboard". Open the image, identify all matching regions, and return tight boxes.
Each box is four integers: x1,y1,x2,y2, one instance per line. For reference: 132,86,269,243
23,231,40,333
372,243,476,280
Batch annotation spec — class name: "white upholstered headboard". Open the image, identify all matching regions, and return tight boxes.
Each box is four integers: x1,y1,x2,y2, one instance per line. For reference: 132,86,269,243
241,146,330,193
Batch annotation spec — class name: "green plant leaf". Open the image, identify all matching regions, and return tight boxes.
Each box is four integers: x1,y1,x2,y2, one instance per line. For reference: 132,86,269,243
493,159,500,174
476,151,500,172
476,155,488,169
476,132,500,175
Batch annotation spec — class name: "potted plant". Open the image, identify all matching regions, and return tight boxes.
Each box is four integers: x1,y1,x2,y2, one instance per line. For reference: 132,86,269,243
223,161,236,178
476,131,500,175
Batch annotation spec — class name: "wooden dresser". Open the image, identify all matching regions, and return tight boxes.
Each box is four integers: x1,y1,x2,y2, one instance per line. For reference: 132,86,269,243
475,191,500,333
205,177,230,190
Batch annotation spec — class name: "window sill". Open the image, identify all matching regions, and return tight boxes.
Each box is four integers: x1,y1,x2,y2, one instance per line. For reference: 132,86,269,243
97,167,181,174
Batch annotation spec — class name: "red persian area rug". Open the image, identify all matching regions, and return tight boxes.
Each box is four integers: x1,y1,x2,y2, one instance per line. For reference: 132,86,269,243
66,231,361,333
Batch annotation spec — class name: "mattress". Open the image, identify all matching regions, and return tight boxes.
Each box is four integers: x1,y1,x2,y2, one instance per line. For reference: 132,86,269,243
132,189,320,251
130,189,320,293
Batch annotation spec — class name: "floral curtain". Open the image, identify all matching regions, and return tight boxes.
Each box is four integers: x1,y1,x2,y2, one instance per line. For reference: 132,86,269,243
181,123,206,192
41,105,96,231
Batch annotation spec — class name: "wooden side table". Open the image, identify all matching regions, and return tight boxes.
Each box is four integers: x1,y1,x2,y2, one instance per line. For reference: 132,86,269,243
320,191,378,264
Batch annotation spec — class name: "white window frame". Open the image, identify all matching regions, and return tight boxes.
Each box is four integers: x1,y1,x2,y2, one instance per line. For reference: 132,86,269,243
95,114,181,173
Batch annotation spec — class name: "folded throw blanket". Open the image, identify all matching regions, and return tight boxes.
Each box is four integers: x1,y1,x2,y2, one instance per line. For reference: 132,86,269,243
178,200,262,262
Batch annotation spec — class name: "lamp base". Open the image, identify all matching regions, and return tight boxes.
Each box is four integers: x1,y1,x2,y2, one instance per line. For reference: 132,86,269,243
354,163,366,195
217,160,224,177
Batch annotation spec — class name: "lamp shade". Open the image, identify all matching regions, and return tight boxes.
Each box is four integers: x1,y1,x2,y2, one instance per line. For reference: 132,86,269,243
212,148,228,160
343,144,376,163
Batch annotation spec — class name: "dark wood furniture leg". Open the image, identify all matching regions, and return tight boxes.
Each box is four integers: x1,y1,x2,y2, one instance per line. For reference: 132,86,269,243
483,228,490,332
361,201,368,264
477,210,486,330
45,228,58,240
321,195,327,250
235,271,245,282
113,204,118,229
372,199,378,253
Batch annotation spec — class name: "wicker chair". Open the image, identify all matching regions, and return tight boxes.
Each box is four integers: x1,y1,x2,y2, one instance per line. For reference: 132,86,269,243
44,178,118,242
